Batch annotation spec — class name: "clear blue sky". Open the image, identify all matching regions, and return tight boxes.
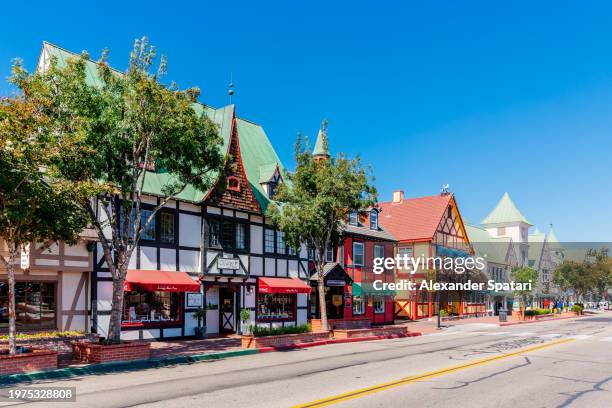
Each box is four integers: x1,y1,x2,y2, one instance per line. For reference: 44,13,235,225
2,1,611,241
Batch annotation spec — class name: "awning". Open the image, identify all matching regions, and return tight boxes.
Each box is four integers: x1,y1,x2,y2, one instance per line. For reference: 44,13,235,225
352,282,396,296
124,269,201,292
258,277,312,294
436,245,470,258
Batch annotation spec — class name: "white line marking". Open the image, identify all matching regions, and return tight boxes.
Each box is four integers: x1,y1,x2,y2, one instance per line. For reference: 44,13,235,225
540,333,563,338
600,337,612,342
483,331,510,336
509,332,536,337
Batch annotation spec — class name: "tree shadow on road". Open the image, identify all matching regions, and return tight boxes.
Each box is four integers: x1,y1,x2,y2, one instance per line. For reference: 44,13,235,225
553,375,611,408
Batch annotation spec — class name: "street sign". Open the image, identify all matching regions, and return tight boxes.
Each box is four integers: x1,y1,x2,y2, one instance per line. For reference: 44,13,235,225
217,258,240,270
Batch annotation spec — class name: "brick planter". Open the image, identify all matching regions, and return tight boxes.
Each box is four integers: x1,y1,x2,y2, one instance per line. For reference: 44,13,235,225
72,341,151,364
241,331,330,349
311,318,371,331
0,348,58,375
333,325,410,339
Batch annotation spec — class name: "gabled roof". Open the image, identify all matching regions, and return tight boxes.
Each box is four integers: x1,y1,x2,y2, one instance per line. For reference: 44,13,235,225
378,194,453,242
465,224,512,264
481,192,531,226
40,42,287,210
341,221,396,242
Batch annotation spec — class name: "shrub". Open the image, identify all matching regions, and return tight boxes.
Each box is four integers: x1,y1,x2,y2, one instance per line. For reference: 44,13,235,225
0,331,84,341
571,305,584,315
250,324,312,337
439,309,448,317
524,310,536,317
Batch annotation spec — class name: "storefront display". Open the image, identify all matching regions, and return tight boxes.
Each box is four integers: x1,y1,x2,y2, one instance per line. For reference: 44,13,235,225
256,293,296,321
122,291,182,326
0,281,56,330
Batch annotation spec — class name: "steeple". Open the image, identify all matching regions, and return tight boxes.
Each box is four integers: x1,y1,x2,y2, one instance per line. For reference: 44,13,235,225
312,118,330,162
481,192,532,226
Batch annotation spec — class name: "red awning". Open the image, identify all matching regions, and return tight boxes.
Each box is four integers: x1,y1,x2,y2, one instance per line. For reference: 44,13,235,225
125,269,201,292
258,277,312,294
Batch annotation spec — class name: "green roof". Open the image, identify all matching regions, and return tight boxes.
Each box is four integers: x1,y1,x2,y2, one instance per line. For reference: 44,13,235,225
481,192,531,226
41,42,288,210
313,128,328,157
465,223,512,264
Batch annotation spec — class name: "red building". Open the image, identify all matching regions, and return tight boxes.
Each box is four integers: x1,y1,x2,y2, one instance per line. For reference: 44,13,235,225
308,125,396,326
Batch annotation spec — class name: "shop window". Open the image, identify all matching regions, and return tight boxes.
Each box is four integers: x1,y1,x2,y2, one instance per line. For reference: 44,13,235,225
370,210,378,230
353,242,364,266
264,229,275,253
0,282,56,330
276,231,286,254
122,291,182,325
256,293,296,321
373,296,385,314
159,212,175,244
352,296,365,315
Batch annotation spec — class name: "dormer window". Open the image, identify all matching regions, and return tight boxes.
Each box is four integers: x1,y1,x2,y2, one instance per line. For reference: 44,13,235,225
348,211,358,226
227,176,240,192
370,210,378,230
260,164,283,200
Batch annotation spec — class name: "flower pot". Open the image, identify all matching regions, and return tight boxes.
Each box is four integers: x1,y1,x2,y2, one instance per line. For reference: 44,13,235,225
194,326,207,339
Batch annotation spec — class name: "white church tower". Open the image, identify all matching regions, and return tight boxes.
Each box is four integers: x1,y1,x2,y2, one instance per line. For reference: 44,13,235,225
481,192,532,266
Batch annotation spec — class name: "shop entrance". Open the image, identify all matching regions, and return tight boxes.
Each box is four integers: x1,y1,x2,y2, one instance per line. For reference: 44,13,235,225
219,288,235,333
325,285,345,319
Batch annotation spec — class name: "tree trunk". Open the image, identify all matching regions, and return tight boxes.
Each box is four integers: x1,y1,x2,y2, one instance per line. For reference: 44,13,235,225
6,248,18,355
107,262,128,343
317,264,329,332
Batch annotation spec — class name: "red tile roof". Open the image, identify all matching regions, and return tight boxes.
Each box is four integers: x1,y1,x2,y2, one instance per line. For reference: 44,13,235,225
378,194,453,242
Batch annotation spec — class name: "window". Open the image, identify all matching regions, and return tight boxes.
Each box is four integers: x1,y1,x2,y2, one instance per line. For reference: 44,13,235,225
325,246,335,263
352,296,365,315
370,210,378,230
256,293,296,321
0,282,56,329
497,227,506,236
222,221,235,248
208,220,220,247
398,247,413,271
348,211,358,226
267,182,278,199
265,229,275,253
276,231,286,254
373,296,385,314
353,242,364,266
122,291,182,325
227,176,240,192
235,223,246,250
287,246,297,256
159,212,175,244
140,209,156,240
374,244,384,260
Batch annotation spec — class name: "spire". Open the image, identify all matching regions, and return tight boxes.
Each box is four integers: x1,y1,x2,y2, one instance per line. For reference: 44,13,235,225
481,192,532,226
228,73,234,104
312,118,330,160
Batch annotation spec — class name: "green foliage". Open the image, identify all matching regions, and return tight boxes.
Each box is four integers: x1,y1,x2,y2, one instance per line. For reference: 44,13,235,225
524,308,551,316
511,267,537,314
0,331,84,341
192,307,205,328
439,309,448,317
571,304,584,314
239,308,251,323
552,249,611,301
250,324,312,337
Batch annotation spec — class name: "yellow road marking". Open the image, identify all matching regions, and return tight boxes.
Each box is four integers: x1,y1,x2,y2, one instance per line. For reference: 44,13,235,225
292,338,575,408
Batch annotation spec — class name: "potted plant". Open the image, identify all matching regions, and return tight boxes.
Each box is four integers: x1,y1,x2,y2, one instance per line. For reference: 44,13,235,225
239,308,251,335
193,307,206,339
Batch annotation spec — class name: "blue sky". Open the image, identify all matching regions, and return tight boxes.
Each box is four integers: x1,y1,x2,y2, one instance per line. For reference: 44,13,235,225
2,1,611,241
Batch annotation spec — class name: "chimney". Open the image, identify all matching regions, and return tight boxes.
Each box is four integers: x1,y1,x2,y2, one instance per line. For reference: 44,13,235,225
392,190,404,203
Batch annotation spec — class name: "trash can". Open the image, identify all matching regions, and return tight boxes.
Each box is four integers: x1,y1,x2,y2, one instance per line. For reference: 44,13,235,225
499,309,507,322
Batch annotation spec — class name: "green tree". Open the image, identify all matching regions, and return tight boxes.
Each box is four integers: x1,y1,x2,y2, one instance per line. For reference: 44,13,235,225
0,94,89,354
268,127,376,331
511,266,537,320
10,38,225,343
553,260,595,303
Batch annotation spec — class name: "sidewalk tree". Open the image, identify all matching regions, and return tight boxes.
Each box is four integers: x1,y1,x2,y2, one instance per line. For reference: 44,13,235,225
511,266,537,319
553,260,595,303
0,94,89,354
268,128,376,331
9,38,225,343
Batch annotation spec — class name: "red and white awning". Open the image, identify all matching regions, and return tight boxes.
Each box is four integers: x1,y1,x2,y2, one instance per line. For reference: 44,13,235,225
258,277,312,294
124,269,201,292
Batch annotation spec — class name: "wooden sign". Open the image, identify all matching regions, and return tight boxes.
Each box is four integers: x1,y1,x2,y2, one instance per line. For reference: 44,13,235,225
217,258,240,270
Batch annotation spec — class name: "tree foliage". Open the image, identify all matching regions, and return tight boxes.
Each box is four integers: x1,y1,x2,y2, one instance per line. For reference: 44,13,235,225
268,129,376,330
511,266,537,318
553,248,611,301
9,38,225,342
0,93,90,354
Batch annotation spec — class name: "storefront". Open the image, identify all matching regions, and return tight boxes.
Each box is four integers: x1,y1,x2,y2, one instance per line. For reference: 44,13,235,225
120,269,201,337
309,263,353,320
0,281,56,330
351,282,396,324
256,277,311,327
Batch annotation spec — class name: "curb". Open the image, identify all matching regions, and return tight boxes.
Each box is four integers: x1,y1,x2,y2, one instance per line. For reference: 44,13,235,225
257,332,422,353
0,349,259,386
499,314,584,326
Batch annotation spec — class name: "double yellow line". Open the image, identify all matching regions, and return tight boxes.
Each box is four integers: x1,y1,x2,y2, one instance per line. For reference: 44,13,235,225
293,338,574,408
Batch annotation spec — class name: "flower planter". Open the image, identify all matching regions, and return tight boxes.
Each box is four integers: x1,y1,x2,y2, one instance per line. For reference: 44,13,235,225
0,348,58,375
241,331,330,349
72,341,150,364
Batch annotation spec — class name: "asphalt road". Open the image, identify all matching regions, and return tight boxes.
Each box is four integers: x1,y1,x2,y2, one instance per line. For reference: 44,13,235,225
1,314,611,408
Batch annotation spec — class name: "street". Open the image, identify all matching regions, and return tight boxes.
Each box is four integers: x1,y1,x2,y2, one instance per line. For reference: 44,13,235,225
2,314,611,408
